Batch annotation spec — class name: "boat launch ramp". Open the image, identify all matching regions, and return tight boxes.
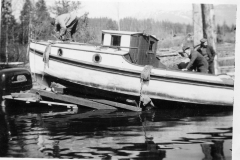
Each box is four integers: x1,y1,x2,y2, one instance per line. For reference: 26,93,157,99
2,85,142,112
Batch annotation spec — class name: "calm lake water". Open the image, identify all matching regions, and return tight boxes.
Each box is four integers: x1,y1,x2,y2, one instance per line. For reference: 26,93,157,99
0,100,232,159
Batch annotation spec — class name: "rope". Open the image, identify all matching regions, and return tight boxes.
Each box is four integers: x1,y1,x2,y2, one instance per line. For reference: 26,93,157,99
139,79,143,107
42,43,51,81
139,65,153,107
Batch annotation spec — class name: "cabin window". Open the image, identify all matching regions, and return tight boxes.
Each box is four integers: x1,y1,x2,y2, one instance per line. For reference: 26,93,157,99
111,35,121,46
149,41,155,52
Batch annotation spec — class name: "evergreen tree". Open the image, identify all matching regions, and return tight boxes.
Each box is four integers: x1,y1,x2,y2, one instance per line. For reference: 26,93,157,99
222,21,230,35
19,0,33,44
32,0,52,40
217,24,222,34
50,0,82,16
1,0,18,62
105,19,118,30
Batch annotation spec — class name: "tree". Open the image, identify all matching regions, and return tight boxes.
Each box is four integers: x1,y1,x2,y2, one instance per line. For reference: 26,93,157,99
19,0,33,44
32,0,52,40
186,24,193,34
50,0,82,16
1,0,18,62
74,13,93,43
222,21,230,34
105,19,118,30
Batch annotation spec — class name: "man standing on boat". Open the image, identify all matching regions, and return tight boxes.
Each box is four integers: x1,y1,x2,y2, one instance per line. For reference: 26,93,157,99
182,45,209,73
196,38,216,74
51,12,79,41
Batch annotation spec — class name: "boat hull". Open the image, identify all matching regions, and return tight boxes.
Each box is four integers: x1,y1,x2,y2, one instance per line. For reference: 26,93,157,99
29,42,234,106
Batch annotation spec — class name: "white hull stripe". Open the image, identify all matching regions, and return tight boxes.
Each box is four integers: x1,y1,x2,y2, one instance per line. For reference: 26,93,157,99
29,48,233,89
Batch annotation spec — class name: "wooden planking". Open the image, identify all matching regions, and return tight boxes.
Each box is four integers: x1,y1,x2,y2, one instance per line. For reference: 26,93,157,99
2,95,78,108
218,66,235,69
88,98,142,112
157,53,178,57
31,88,117,110
218,56,235,61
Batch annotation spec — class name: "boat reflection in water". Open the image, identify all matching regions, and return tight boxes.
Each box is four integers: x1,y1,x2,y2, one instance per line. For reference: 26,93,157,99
201,140,226,160
0,100,232,159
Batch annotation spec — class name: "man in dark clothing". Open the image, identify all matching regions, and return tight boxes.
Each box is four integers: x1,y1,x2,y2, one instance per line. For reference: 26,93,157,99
51,12,79,41
196,38,216,74
182,46,209,73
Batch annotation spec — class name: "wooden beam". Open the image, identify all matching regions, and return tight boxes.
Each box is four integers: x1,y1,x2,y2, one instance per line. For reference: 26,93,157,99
157,53,178,57
201,4,218,74
89,99,142,112
192,4,203,46
218,56,235,61
218,66,235,69
2,95,78,108
31,88,117,110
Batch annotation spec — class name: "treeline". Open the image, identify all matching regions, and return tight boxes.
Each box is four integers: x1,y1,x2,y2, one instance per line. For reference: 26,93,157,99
88,17,193,44
1,0,52,62
0,0,89,62
216,22,236,43
0,0,236,63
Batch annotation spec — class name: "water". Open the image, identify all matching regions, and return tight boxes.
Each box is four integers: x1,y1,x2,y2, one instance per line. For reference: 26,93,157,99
0,100,232,159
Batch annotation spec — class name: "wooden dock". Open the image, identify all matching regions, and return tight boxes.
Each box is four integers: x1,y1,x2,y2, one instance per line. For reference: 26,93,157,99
30,88,142,112
2,94,78,109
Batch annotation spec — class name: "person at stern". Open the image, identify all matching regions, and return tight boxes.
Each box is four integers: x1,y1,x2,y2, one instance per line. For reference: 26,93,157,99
181,45,209,73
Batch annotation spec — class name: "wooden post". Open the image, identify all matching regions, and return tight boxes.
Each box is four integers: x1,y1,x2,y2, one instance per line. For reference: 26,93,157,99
192,4,203,46
201,4,218,75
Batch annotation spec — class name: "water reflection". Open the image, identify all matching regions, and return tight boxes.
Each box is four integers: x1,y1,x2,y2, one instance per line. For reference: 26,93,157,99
0,103,9,157
0,100,233,159
201,140,225,160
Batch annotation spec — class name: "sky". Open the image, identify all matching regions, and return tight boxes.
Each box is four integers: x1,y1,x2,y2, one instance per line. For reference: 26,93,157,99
11,0,238,22
78,1,193,20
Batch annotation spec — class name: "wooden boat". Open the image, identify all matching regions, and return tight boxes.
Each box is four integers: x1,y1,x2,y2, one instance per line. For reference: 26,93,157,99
28,30,234,106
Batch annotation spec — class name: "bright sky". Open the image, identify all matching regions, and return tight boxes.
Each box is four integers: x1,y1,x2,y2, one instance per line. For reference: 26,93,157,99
11,0,238,22
78,1,193,20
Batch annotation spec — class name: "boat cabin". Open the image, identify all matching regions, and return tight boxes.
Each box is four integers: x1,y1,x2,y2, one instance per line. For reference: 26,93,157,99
101,30,165,68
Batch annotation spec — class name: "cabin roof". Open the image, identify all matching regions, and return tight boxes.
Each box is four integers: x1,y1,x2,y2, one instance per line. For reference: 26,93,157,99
102,30,159,41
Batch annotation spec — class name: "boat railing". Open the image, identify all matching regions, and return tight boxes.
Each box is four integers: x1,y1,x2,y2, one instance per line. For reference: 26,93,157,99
30,39,98,47
101,45,138,50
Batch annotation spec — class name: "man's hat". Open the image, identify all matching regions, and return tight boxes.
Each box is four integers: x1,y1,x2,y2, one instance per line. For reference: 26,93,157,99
200,38,207,43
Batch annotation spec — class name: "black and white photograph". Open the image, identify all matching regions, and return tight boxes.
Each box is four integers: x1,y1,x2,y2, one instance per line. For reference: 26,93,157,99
0,0,239,159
